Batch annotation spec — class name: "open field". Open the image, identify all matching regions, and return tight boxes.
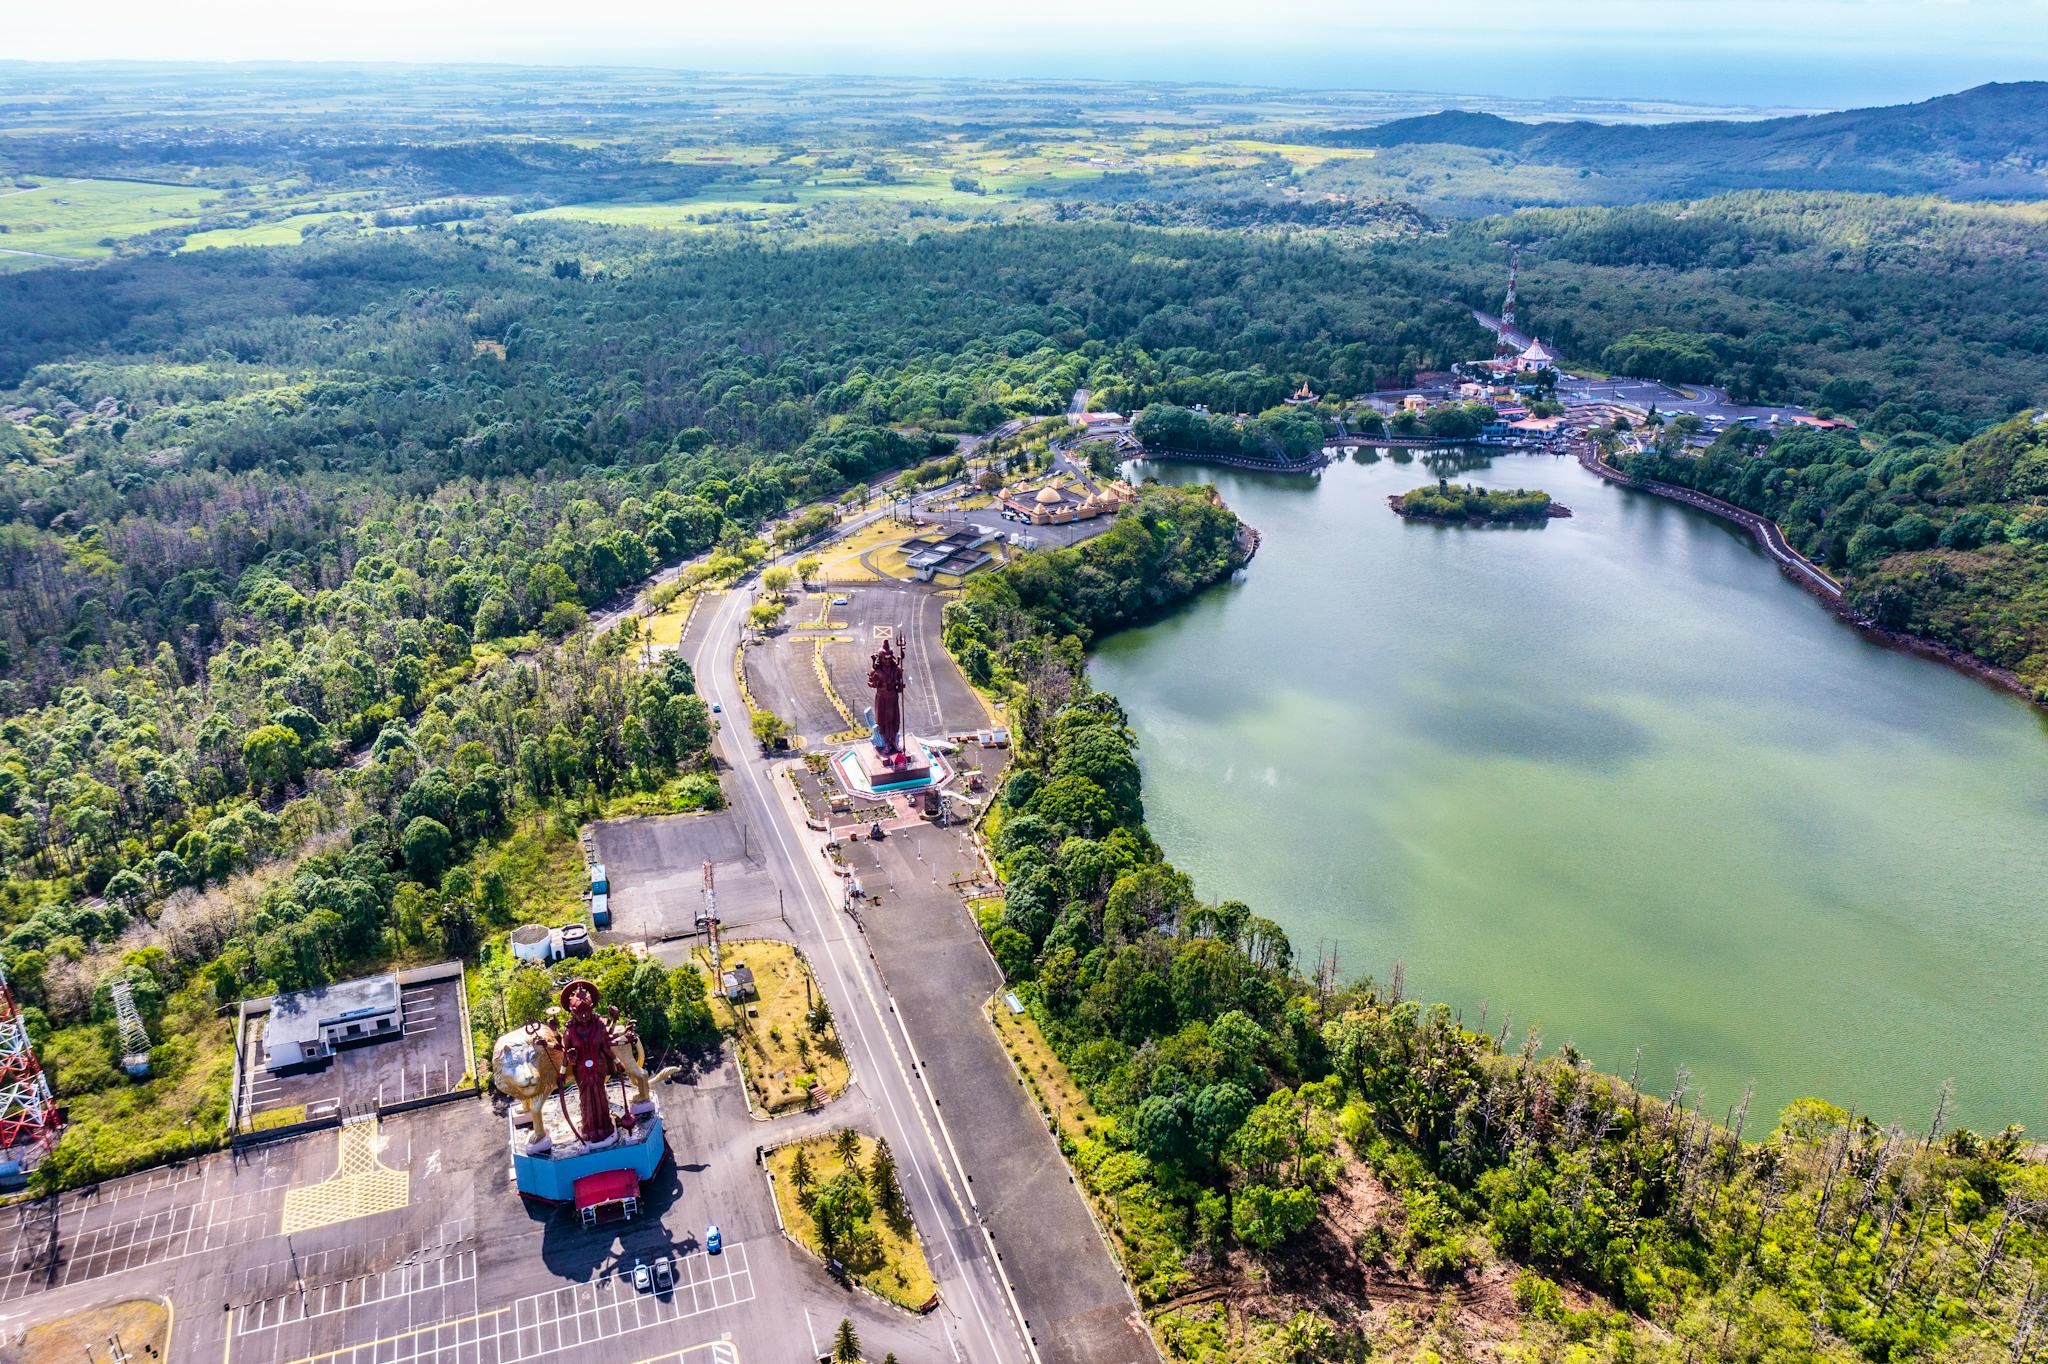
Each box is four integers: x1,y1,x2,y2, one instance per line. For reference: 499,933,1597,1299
699,938,848,1113
177,209,360,251
0,176,218,260
765,1130,939,1312
989,993,1105,1147
9,1296,170,1363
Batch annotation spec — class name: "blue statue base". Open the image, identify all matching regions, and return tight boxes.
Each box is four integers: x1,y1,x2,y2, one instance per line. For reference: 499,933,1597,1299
510,1085,667,1202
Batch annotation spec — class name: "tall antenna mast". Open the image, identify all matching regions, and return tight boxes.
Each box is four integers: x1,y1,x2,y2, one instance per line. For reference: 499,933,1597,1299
698,860,720,980
113,979,152,1078
0,956,62,1169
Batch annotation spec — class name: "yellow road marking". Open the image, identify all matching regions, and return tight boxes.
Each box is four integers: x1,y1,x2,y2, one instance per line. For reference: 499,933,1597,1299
278,1118,410,1236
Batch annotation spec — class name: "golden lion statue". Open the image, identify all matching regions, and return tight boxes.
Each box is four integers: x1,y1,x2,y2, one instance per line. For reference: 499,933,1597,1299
610,1026,679,1113
491,1021,563,1139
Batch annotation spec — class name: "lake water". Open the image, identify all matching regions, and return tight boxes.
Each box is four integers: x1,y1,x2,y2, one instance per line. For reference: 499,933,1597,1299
1091,451,2048,1133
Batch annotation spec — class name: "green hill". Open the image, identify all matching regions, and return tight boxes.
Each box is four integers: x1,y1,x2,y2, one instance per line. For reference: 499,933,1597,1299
1319,82,2048,201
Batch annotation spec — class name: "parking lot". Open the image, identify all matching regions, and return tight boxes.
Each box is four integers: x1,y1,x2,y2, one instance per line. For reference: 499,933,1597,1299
743,582,992,753
589,811,787,945
226,1240,756,1364
236,970,472,1130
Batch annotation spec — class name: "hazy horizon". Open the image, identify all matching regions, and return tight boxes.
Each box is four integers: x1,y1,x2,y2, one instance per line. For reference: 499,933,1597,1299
8,0,2046,112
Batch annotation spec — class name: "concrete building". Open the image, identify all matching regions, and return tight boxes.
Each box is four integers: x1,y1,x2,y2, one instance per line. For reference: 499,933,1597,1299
1515,338,1558,373
900,526,999,581
263,973,402,1071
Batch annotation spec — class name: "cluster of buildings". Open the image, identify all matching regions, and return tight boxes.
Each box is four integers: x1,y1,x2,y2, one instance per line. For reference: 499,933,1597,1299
997,467,1135,526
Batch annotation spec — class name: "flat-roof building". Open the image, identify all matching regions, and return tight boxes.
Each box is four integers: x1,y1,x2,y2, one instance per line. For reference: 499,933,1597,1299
263,972,402,1071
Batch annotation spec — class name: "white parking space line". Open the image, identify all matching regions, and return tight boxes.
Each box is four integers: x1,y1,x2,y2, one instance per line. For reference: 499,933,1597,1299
0,1185,280,1302
269,1242,757,1364
238,1250,479,1334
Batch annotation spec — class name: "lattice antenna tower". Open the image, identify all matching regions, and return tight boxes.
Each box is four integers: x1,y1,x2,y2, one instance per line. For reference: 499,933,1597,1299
698,860,720,978
113,978,153,1078
0,956,62,1163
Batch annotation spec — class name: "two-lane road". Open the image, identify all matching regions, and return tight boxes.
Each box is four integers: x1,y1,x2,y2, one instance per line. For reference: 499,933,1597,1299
696,584,1035,1364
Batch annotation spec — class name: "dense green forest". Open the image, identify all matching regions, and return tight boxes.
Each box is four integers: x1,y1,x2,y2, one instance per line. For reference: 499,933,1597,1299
5,97,2048,1218
946,491,2048,1363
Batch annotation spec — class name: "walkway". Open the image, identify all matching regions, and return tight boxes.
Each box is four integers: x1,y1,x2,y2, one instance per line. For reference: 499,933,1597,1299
1576,446,1842,598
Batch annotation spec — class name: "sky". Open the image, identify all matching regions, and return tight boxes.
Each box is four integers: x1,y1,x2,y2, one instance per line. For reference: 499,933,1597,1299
10,0,2047,110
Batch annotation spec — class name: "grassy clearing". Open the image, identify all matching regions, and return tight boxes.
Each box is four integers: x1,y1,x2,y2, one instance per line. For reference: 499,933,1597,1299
0,177,219,259
815,520,915,583
178,210,359,251
699,938,848,1113
19,1298,170,1363
598,773,724,818
990,993,1104,1146
36,975,235,1188
766,1131,938,1310
641,590,699,645
469,810,589,930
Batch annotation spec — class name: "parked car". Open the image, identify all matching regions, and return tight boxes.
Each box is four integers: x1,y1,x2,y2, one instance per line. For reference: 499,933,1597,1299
831,595,850,606
706,1223,723,1255
653,1257,675,1291
632,1260,652,1291
710,702,722,713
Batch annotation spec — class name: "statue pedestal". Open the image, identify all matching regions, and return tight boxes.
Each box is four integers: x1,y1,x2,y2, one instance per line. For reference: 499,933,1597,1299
833,739,948,798
509,1084,665,1203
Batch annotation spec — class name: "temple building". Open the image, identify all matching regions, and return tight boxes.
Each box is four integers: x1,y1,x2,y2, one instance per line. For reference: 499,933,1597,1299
999,470,1135,525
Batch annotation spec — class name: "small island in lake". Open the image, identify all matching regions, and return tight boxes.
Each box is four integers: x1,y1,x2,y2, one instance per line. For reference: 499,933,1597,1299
1390,479,1571,524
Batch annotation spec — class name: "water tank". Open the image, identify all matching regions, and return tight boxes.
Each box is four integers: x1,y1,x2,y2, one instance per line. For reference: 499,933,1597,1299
510,923,555,964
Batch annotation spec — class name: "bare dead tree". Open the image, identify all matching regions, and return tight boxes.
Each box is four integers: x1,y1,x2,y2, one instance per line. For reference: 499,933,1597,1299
1925,1079,1955,1152
1840,1125,1906,1248
1977,1197,2048,1300
1388,959,1405,1007
1879,1199,1934,1318
2011,1271,2046,1364
1813,1111,1857,1234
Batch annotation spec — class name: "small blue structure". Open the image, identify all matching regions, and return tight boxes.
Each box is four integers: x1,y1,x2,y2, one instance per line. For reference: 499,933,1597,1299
588,863,609,896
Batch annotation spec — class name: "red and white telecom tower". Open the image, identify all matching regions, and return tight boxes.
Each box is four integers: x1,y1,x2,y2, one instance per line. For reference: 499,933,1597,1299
0,956,62,1166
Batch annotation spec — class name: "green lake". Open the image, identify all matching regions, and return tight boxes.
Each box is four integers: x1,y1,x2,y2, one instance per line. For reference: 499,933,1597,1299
1092,451,2048,1132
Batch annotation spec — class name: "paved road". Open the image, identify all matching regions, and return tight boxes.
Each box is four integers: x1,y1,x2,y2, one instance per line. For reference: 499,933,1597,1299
697,585,1036,1364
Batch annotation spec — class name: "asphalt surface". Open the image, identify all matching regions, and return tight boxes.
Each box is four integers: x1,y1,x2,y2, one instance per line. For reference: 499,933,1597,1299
696,583,1038,1364
3,1055,963,1364
846,824,1155,1364
711,567,1156,1364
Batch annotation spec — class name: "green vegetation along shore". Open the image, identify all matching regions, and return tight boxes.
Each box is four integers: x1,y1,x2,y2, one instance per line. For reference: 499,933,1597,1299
948,484,2048,1364
1621,414,2048,700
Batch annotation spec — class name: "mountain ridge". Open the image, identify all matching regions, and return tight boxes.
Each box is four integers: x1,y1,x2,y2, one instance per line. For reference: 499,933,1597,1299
1314,82,2048,198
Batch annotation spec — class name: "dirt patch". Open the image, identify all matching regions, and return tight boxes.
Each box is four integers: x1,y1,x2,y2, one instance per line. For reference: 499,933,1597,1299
1150,1162,1533,1360
6,1297,169,1364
